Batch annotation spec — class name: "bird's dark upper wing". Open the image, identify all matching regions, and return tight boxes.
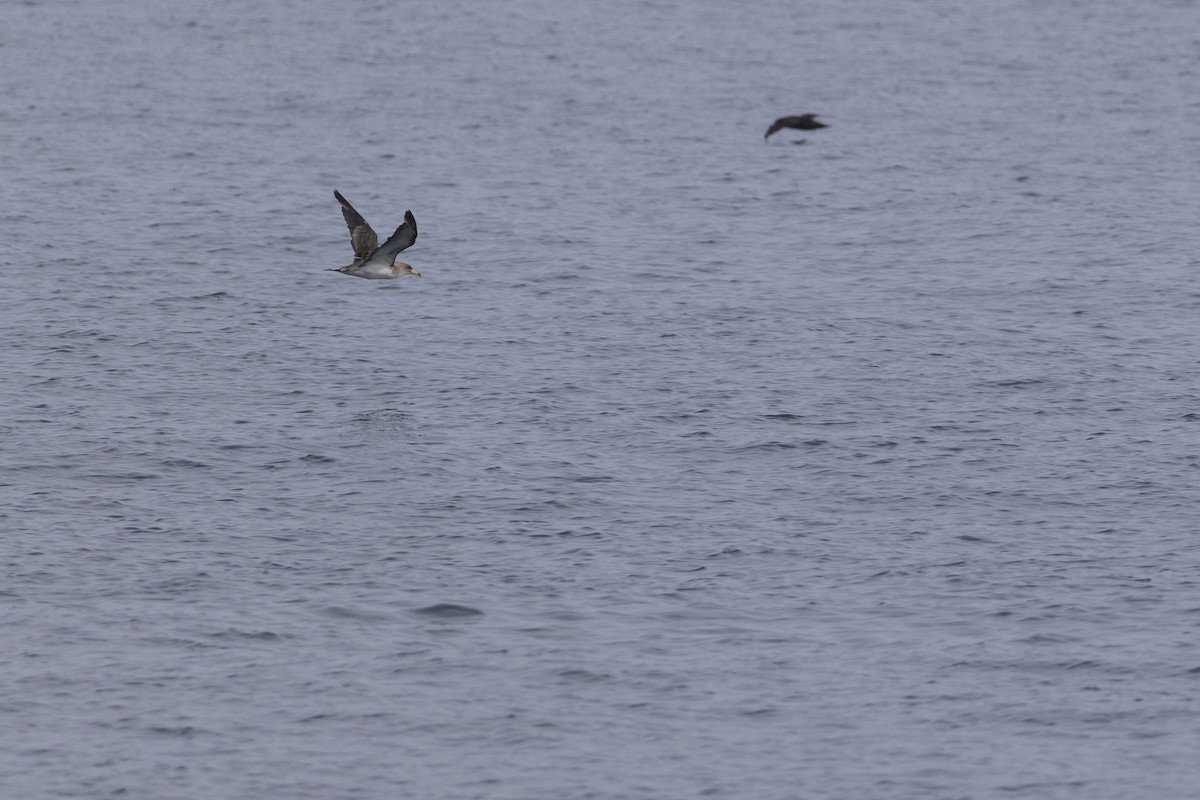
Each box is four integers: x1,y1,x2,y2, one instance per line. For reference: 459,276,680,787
368,210,417,264
334,190,379,261
765,114,825,138
765,116,806,138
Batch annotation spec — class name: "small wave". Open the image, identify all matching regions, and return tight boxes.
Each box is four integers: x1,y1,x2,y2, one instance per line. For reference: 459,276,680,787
160,459,211,469
736,441,799,451
982,377,1048,388
154,291,233,304
210,629,280,641
351,409,410,424
412,603,483,618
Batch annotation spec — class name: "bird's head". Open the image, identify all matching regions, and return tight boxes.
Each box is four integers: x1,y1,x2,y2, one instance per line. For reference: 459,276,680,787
393,261,422,278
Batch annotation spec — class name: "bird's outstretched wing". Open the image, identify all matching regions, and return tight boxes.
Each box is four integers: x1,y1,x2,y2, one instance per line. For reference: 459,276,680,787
765,117,790,139
765,114,825,139
366,210,417,265
334,190,379,261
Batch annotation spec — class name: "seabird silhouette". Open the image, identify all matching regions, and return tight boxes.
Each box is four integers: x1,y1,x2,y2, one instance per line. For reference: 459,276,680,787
764,114,828,140
330,190,421,279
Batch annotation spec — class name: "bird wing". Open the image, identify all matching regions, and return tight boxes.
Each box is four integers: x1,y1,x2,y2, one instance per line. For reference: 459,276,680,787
766,116,805,138
364,210,417,265
765,114,825,138
334,190,379,261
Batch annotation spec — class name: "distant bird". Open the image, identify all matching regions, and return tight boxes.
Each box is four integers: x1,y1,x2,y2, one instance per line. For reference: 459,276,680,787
764,114,828,140
330,190,421,279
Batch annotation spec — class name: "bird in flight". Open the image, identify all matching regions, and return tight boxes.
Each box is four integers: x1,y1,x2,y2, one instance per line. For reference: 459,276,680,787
330,190,421,279
764,114,828,141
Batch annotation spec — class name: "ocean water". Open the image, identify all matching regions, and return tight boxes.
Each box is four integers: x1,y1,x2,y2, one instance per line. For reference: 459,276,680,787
3,0,1200,798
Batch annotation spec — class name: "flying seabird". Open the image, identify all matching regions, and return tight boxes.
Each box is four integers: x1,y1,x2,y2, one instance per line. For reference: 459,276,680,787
764,114,828,140
330,190,421,279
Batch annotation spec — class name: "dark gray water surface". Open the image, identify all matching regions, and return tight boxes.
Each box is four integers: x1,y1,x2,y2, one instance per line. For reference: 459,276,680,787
4,0,1200,798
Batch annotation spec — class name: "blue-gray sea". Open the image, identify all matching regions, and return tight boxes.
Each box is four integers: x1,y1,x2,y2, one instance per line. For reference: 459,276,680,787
3,0,1200,798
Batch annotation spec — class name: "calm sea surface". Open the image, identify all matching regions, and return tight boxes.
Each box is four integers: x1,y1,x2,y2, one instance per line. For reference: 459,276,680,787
3,0,1200,798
